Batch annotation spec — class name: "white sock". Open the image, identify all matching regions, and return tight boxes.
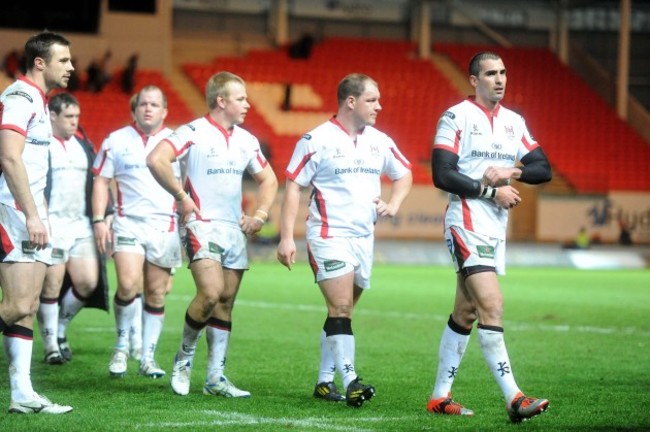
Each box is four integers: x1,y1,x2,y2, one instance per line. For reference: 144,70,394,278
206,323,230,382
4,333,35,401
327,334,357,390
432,321,471,399
37,300,59,353
177,315,204,362
130,294,143,351
141,305,164,364
478,325,521,402
114,298,136,351
58,288,86,339
317,330,336,384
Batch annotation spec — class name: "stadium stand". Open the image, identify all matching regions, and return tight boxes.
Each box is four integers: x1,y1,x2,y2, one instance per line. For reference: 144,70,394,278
182,37,650,192
66,69,195,148
434,43,650,193
183,37,461,184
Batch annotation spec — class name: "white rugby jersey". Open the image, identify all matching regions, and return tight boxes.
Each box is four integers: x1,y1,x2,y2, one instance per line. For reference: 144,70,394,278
433,97,539,240
48,135,92,237
0,76,51,216
164,115,268,227
92,124,179,230
286,118,411,239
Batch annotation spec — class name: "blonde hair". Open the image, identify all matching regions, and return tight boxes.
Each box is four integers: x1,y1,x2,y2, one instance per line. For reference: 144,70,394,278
206,71,245,110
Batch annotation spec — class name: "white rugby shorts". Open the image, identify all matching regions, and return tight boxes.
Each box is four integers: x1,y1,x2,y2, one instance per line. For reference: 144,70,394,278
306,235,374,289
444,225,506,275
0,203,51,264
184,220,249,270
112,215,181,269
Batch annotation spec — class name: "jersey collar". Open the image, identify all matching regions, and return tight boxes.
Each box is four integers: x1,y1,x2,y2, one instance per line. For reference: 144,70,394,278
467,96,501,117
18,75,47,110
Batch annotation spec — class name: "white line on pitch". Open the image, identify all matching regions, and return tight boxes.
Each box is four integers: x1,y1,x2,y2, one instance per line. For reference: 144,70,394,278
137,410,411,431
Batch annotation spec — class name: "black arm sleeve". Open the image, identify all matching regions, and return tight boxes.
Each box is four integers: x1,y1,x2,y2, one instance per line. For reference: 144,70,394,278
518,147,552,185
431,148,482,198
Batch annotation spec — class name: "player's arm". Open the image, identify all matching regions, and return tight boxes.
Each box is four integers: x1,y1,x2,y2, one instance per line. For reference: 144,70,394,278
242,164,278,236
92,175,112,254
276,179,302,270
481,148,551,187
0,129,48,248
146,139,198,224
431,147,482,198
517,147,552,184
376,171,412,217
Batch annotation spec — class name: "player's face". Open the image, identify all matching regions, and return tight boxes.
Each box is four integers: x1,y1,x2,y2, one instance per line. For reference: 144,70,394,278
134,89,168,134
50,103,80,140
43,44,74,91
222,81,250,127
472,58,507,107
352,81,382,128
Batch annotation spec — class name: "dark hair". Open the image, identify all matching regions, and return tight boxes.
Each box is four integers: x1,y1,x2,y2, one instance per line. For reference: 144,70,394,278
468,51,501,77
24,31,71,71
337,73,377,106
48,92,79,114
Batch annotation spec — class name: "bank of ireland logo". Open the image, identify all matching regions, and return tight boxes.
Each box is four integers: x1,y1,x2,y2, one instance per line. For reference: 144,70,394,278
117,236,136,246
476,245,495,258
209,242,224,254
324,260,345,272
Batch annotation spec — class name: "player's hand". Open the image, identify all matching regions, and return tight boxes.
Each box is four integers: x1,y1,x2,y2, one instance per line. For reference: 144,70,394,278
494,185,522,209
276,239,296,270
482,166,516,187
93,220,111,255
239,215,264,236
176,195,200,225
374,197,398,217
25,215,48,250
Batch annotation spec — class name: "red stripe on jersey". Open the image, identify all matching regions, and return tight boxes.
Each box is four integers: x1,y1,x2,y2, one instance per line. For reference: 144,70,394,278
0,224,15,259
175,140,192,157
0,123,27,136
186,178,206,221
256,149,268,168
92,149,108,176
116,183,124,217
433,129,461,155
521,134,539,152
286,151,316,180
390,147,412,169
306,242,319,279
313,187,330,238
450,226,471,264
186,228,201,261
167,214,176,232
460,198,474,231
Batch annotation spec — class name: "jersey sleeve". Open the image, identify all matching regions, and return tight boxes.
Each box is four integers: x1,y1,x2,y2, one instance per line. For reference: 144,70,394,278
92,135,115,178
0,90,35,136
382,136,412,180
433,110,460,154
516,115,540,160
285,134,319,187
246,137,269,176
165,123,195,159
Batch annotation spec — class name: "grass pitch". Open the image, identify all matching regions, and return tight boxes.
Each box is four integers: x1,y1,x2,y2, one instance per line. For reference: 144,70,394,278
1,261,649,431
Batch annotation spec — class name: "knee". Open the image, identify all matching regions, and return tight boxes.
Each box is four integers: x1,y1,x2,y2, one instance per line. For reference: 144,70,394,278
330,303,353,318
11,298,38,321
